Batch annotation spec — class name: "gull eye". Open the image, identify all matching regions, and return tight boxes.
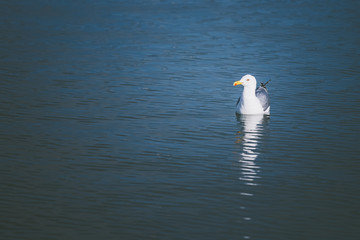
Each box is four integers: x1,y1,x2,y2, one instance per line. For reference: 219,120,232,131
246,79,250,81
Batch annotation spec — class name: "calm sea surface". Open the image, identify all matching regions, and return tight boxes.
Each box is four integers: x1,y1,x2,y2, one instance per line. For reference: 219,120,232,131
1,1,360,239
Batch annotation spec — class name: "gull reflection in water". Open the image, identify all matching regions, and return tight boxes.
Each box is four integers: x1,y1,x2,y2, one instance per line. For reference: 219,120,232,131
236,114,268,187
235,114,268,238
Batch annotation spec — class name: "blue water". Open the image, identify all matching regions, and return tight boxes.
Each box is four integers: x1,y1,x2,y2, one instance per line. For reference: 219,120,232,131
1,1,360,239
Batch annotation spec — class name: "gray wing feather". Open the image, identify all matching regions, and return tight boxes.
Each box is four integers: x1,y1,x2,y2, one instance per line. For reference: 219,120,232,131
255,87,270,111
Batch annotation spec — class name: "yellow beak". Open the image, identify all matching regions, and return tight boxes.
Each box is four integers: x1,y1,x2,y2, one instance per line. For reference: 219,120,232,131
233,80,243,86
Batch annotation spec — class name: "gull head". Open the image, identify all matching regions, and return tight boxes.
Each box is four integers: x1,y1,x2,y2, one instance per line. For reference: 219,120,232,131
233,74,257,88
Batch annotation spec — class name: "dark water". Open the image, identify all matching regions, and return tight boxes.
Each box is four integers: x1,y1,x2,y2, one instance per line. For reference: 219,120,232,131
1,1,360,239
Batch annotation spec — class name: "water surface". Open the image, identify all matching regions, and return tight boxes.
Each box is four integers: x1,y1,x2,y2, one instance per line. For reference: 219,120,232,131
1,1,360,239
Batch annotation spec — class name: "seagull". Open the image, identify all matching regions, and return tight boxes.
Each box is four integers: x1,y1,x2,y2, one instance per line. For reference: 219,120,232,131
233,74,270,115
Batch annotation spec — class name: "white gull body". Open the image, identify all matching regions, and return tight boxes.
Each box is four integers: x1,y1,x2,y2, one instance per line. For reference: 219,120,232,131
233,74,270,115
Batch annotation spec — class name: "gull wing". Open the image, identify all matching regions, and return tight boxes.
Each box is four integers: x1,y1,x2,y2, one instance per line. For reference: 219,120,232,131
255,87,270,111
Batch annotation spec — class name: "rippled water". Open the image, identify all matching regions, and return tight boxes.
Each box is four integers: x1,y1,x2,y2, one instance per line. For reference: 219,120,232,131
1,0,360,239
